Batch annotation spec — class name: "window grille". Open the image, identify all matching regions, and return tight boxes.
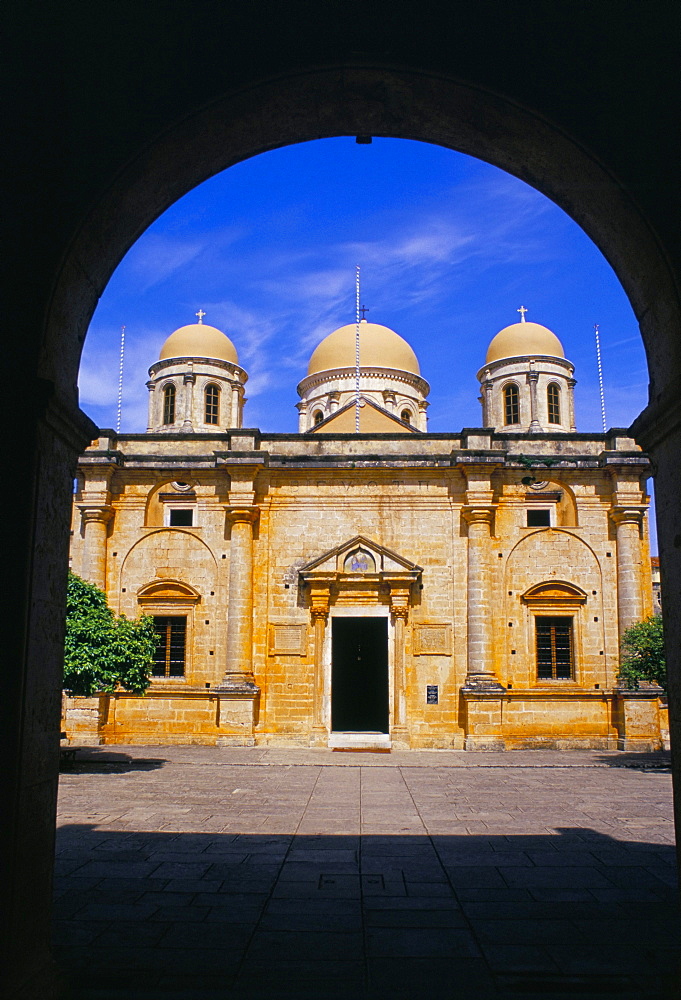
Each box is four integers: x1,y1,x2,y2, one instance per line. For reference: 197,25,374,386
152,616,187,677
205,384,219,424
535,616,573,679
313,410,324,425
162,384,176,425
504,384,520,424
547,383,561,424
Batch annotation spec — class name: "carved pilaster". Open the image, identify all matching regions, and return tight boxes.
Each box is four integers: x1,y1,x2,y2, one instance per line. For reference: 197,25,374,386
218,506,260,691
461,506,504,691
182,369,195,430
527,369,541,432
77,504,113,590
609,506,646,641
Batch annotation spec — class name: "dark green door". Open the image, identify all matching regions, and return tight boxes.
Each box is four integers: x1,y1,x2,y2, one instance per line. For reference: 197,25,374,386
331,617,389,732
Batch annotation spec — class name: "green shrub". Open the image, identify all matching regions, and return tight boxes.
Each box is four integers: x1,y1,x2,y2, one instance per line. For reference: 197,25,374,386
617,614,666,691
63,571,156,696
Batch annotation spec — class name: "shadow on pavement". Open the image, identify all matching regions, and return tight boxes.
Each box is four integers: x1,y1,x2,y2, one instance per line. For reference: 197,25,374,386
53,824,680,1000
592,752,672,773
60,751,167,774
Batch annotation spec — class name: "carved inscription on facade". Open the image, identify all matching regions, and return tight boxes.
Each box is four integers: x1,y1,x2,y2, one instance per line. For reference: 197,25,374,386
413,624,452,655
268,623,308,656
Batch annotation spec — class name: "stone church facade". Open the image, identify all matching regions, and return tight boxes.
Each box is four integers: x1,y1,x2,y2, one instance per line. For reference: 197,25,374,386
66,314,667,750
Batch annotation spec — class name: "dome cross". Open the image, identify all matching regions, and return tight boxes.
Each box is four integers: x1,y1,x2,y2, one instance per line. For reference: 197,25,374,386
517,305,528,323
359,305,369,320
195,308,206,324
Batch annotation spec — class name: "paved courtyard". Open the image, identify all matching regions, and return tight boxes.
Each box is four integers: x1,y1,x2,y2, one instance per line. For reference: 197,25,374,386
54,747,679,999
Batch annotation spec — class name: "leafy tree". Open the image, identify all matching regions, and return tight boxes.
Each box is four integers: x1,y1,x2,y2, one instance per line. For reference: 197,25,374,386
617,614,666,691
63,571,156,696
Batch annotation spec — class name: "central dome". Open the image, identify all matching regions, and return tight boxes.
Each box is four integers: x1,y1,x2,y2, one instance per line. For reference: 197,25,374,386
307,321,420,376
485,321,565,364
159,323,239,364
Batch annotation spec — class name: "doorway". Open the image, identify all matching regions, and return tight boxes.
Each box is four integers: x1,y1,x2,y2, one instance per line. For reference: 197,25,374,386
331,617,389,733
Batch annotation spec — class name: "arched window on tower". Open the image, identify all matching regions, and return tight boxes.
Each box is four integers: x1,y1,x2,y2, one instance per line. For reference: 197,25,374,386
313,410,324,425
162,383,176,425
401,409,412,424
204,383,219,425
547,383,561,424
503,383,519,425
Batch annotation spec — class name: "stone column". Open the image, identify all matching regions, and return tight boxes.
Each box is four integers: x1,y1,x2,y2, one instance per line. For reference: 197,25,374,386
296,401,307,432
480,376,492,425
382,390,396,412
221,507,259,688
146,379,155,431
231,384,241,428
610,507,645,642
329,391,341,413
182,370,195,430
462,507,501,687
309,584,330,746
461,506,505,749
77,505,113,590
389,586,411,748
527,367,541,432
418,400,429,432
567,377,577,431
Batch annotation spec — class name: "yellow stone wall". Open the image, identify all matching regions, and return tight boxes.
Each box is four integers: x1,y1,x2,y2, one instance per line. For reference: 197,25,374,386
65,429,660,750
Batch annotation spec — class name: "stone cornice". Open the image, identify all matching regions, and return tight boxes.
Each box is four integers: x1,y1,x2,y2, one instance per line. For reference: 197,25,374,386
476,354,575,383
297,365,430,398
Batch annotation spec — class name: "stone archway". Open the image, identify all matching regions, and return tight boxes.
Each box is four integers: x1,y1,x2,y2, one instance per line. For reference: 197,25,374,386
8,58,681,999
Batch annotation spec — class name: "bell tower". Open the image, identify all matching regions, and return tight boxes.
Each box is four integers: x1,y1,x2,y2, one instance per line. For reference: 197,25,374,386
147,315,248,432
477,310,576,433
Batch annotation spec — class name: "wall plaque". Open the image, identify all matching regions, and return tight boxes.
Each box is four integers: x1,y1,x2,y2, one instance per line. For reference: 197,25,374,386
413,624,452,655
426,685,439,704
268,623,307,656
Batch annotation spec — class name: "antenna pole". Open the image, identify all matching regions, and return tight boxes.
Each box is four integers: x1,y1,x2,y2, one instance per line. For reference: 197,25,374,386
116,325,126,434
594,323,607,432
355,266,361,433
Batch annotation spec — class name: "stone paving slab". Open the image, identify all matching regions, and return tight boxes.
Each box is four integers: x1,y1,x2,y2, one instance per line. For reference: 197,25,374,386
54,746,679,999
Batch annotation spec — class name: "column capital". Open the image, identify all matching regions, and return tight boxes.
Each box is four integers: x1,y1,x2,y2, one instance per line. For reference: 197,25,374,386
307,579,333,619
389,586,411,620
609,506,646,527
462,505,495,526
226,506,260,526
183,372,196,385
77,504,113,526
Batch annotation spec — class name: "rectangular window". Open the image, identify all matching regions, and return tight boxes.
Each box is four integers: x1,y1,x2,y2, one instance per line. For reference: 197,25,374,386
169,508,193,526
527,509,551,527
536,616,573,679
152,616,187,677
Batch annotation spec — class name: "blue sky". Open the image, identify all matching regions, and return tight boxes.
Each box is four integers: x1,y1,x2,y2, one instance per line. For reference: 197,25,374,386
80,137,655,545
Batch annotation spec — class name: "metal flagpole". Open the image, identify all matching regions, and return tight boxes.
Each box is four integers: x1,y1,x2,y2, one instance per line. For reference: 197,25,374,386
594,323,607,432
355,266,361,433
116,325,126,433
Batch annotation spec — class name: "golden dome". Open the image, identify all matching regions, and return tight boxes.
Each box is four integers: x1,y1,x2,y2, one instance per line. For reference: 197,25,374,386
485,321,565,364
307,321,420,376
159,323,238,364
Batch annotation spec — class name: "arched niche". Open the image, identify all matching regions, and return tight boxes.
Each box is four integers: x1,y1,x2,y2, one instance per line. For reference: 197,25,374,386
145,480,197,527
524,479,579,528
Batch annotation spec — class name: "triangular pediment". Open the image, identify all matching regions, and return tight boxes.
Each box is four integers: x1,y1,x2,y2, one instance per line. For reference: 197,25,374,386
299,535,422,577
309,396,419,434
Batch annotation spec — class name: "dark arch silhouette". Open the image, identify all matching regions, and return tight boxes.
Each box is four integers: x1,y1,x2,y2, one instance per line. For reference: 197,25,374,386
6,7,681,996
